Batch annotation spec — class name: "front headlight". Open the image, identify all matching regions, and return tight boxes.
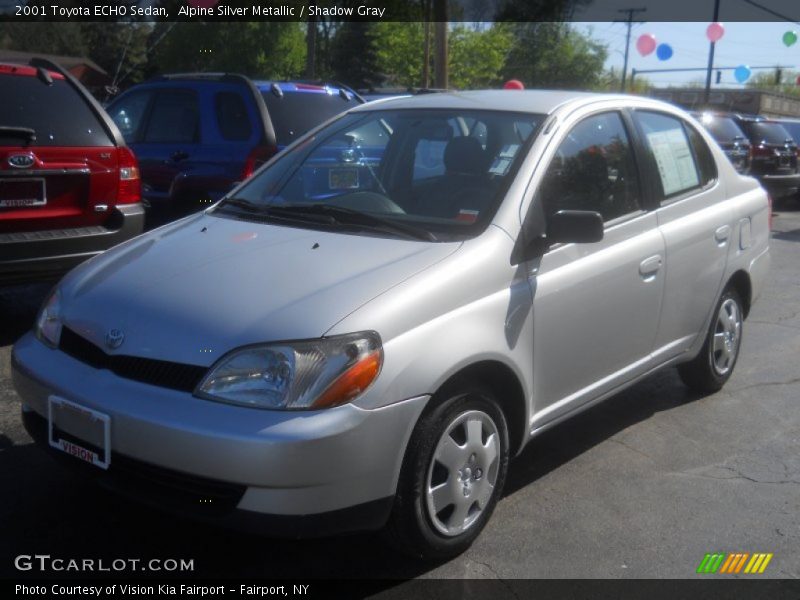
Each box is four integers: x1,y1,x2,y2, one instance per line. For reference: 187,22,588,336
35,288,62,348
195,332,383,410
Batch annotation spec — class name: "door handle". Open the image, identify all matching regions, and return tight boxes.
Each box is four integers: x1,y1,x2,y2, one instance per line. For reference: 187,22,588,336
639,255,662,279
169,150,189,162
714,225,731,244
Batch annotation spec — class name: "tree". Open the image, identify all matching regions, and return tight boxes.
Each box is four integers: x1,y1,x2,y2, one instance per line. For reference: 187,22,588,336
502,23,608,90
746,70,800,97
595,67,652,94
373,22,426,88
150,23,305,80
448,24,513,89
330,22,383,89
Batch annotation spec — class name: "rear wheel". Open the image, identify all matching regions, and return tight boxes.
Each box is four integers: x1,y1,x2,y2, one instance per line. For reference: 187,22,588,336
678,288,744,393
383,383,509,560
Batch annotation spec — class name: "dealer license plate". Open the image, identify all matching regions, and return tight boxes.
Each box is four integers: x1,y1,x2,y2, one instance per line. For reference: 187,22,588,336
48,396,110,470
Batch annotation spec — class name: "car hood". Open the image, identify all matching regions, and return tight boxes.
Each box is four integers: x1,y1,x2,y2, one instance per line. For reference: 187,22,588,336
59,212,460,366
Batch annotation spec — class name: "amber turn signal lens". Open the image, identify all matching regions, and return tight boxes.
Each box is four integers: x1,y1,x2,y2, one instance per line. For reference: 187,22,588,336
312,351,382,409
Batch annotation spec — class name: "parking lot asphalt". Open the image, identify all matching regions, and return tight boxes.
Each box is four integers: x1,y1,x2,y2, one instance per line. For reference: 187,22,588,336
1,209,798,588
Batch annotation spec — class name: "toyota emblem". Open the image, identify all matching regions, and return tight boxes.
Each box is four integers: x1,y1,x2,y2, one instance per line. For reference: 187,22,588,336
105,329,125,350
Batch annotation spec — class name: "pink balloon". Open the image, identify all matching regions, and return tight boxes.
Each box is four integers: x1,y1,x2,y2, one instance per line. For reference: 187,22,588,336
636,34,657,57
706,22,725,43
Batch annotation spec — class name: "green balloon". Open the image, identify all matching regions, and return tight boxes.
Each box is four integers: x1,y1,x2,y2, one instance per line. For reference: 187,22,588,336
783,31,797,47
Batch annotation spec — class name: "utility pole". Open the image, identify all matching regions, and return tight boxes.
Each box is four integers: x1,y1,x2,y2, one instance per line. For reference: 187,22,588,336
433,0,448,89
422,0,431,88
616,7,646,92
703,0,722,104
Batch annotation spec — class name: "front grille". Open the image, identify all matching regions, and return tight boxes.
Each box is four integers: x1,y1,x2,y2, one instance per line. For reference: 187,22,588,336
59,326,208,393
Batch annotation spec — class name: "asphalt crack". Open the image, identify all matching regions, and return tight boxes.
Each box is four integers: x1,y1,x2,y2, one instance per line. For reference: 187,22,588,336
608,438,654,461
679,465,800,486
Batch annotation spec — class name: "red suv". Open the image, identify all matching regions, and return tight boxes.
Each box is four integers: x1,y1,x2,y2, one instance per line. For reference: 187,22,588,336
0,58,144,285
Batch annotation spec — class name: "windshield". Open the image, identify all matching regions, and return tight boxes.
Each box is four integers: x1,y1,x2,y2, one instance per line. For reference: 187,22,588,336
214,108,544,241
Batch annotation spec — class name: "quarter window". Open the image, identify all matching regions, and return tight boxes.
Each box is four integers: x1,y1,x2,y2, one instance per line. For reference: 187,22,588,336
540,112,641,222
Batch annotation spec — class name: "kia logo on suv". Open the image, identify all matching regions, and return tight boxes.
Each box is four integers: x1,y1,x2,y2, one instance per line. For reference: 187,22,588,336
8,154,35,169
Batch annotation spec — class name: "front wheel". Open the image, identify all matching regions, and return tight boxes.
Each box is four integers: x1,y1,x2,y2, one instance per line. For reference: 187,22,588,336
383,384,509,560
678,287,744,393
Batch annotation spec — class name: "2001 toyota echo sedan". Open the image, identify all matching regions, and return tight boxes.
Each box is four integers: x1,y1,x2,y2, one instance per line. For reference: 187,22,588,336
12,91,770,559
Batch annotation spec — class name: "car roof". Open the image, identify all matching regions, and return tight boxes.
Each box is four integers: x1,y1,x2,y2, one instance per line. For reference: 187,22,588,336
253,81,351,94
349,89,655,115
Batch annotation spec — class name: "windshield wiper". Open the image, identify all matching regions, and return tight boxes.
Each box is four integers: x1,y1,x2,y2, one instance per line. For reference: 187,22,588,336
0,126,37,143
273,204,437,242
216,197,335,225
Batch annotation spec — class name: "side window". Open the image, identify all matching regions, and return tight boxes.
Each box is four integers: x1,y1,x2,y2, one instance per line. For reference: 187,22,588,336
685,124,717,186
214,92,252,141
142,90,200,144
540,112,641,222
633,111,703,200
107,90,152,143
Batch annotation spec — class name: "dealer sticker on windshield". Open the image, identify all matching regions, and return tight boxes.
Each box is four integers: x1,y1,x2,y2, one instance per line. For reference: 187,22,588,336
329,168,359,190
48,396,110,470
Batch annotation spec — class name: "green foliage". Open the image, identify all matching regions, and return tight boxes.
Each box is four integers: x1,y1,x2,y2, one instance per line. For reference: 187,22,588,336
373,22,426,88
503,23,608,90
594,67,652,94
151,23,306,80
448,24,514,89
746,70,800,97
330,22,383,89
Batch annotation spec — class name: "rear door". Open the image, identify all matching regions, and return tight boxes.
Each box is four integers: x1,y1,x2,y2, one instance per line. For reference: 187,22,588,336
125,87,202,203
0,67,117,233
630,110,731,358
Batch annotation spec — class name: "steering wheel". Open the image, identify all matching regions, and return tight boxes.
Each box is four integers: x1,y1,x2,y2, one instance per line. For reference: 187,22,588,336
327,191,406,214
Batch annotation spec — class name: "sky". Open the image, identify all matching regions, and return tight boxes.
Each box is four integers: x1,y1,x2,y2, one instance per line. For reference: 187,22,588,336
575,21,800,88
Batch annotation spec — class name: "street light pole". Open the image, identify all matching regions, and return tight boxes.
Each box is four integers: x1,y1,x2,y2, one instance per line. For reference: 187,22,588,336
703,0,722,104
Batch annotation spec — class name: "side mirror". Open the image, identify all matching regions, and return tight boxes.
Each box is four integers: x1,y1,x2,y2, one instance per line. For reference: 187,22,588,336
547,210,604,244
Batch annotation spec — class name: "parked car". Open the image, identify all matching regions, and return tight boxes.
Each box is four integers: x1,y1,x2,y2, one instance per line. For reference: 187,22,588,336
105,74,363,224
692,111,751,173
728,113,800,200
0,59,144,285
13,91,770,559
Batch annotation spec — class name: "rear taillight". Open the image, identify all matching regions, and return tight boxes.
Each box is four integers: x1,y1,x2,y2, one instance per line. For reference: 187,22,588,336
241,145,278,180
767,193,773,231
117,147,141,205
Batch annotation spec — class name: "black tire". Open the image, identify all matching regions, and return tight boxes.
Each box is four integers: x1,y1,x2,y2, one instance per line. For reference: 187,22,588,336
382,382,510,561
678,287,744,394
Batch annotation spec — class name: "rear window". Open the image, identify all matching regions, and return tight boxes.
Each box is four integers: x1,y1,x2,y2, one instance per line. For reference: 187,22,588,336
739,121,793,145
261,90,355,146
699,116,744,142
0,75,113,147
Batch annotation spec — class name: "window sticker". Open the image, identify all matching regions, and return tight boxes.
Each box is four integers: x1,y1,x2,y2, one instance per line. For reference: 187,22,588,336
489,144,520,175
646,128,699,196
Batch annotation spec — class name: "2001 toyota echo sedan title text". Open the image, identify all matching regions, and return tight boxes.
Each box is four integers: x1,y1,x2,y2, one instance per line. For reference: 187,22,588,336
12,90,770,559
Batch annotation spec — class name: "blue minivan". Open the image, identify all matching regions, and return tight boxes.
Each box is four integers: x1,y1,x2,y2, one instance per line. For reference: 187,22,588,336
105,74,363,224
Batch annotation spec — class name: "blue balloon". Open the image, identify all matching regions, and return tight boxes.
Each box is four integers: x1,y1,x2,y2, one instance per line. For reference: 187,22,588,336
734,65,751,83
656,43,673,61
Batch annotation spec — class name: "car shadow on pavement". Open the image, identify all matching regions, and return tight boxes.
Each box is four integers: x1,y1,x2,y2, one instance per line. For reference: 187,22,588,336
0,283,52,346
771,228,800,243
0,369,700,584
504,368,696,498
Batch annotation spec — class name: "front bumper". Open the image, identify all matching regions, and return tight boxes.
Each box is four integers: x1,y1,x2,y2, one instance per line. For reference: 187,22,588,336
0,204,145,285
12,332,429,536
